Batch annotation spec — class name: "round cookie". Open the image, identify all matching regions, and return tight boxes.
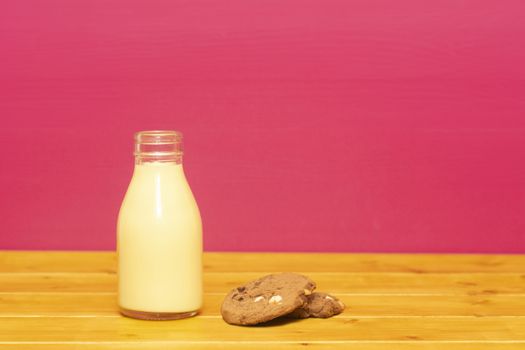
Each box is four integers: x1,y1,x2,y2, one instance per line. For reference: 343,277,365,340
221,272,316,326
288,292,345,318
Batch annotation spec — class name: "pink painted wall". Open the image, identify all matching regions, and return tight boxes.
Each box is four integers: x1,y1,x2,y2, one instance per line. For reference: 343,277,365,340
1,0,524,252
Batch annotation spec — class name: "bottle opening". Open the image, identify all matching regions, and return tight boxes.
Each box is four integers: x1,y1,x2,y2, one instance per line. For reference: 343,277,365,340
134,130,183,164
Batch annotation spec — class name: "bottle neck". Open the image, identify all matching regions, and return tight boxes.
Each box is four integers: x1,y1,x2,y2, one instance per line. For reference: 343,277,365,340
135,154,183,165
134,130,183,165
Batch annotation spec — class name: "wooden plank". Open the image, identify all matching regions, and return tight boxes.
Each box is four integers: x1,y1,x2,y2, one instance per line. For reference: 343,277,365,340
1,251,525,273
0,273,115,293
1,317,525,342
1,344,525,350
0,272,524,295
204,253,525,274
0,251,117,273
1,294,525,317
1,252,524,349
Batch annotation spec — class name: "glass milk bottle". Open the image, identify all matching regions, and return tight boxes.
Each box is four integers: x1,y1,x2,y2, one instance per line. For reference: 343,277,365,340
117,130,202,320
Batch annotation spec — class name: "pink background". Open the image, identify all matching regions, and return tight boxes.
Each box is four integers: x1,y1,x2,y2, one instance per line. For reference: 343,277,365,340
1,0,524,252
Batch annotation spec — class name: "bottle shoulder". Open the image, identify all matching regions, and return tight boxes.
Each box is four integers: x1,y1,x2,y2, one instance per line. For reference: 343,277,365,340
119,170,200,220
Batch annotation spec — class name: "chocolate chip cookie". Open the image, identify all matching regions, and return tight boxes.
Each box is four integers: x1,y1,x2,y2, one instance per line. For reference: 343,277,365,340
221,272,316,326
288,292,345,318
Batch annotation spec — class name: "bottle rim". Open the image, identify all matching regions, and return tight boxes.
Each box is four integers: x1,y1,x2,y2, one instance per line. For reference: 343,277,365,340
134,130,183,162
134,130,183,144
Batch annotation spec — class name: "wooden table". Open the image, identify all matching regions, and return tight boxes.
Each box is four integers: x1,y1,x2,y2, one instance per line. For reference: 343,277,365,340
0,251,524,349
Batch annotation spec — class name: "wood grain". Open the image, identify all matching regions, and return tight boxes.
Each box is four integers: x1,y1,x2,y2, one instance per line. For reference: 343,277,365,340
1,251,524,273
1,272,523,295
1,344,525,350
1,294,525,317
0,251,117,273
1,251,524,349
1,317,525,342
